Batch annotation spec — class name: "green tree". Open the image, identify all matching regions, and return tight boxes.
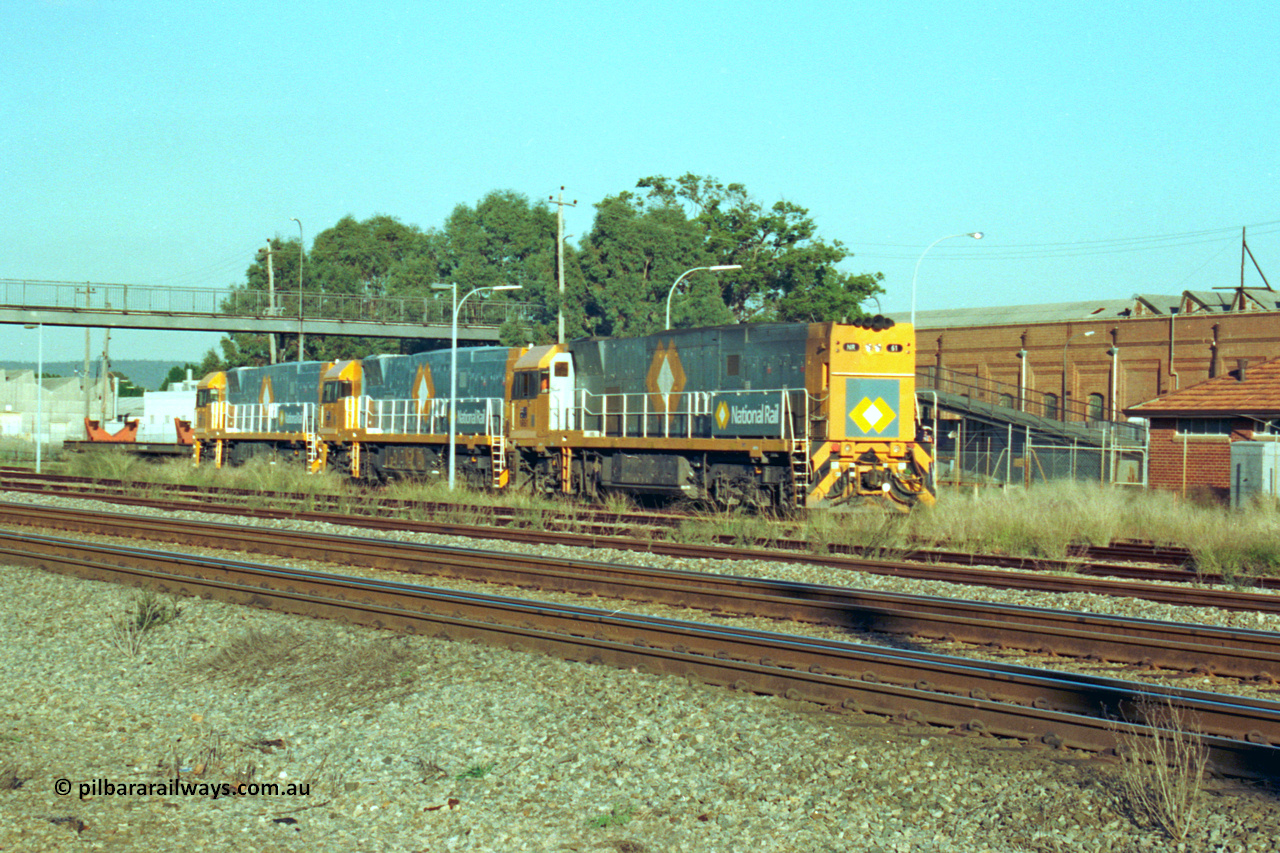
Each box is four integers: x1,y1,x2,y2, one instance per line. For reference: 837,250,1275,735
579,190,728,337
114,374,145,397
213,215,443,368
636,173,883,323
159,363,202,390
439,190,576,344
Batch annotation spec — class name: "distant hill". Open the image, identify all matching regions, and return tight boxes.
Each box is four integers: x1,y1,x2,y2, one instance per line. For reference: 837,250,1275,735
0,360,200,391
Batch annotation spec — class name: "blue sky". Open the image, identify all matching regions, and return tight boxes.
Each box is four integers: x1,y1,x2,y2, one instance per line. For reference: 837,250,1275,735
3,0,1278,364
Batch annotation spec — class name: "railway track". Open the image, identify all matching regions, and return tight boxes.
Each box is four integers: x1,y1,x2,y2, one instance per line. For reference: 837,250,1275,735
4,525,1278,780
4,501,1279,681
0,478,1274,615
0,469,1210,579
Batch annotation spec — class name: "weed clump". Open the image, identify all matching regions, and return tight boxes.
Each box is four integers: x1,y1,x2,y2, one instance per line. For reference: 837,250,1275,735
588,804,636,828
109,590,181,657
1108,698,1208,843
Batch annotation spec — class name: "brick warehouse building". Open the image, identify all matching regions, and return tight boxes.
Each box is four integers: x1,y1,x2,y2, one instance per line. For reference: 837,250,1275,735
1123,358,1280,501
912,289,1280,421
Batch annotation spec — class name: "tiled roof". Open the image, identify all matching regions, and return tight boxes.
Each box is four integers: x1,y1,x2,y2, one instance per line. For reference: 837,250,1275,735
1125,358,1280,417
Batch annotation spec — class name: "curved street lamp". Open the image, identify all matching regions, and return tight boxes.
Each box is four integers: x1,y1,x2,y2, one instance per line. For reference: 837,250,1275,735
432,282,523,489
291,217,304,361
910,232,983,327
665,265,742,330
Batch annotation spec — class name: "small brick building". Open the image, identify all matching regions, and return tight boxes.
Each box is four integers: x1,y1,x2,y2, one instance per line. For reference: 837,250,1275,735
1124,359,1280,501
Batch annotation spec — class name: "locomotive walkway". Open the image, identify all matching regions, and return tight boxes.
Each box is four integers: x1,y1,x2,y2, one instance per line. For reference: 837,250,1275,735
0,278,535,343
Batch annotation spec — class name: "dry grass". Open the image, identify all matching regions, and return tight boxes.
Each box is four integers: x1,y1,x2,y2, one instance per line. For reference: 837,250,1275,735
202,628,419,709
0,760,27,791
54,449,1280,578
108,590,182,657
1108,697,1209,842
910,481,1280,577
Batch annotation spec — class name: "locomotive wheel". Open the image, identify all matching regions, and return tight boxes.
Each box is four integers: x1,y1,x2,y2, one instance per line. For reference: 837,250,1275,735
712,475,772,513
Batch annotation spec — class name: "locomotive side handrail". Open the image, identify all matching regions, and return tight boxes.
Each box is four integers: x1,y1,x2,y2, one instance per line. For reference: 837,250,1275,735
223,402,316,435
357,396,504,438
573,387,803,440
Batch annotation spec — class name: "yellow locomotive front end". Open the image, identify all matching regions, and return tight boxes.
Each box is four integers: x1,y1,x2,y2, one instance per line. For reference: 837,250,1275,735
192,371,227,467
318,360,363,475
805,319,935,508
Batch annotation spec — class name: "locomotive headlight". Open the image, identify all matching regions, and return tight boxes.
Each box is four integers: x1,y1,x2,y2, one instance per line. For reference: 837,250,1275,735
891,443,903,456
841,443,852,455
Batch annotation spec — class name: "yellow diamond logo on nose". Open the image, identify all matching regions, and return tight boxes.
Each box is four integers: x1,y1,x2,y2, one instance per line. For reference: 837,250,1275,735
714,401,730,430
850,397,895,434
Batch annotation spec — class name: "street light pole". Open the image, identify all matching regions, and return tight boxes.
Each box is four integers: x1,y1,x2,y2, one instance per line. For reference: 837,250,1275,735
291,217,304,361
910,232,984,327
432,282,523,489
665,265,742,330
23,323,42,473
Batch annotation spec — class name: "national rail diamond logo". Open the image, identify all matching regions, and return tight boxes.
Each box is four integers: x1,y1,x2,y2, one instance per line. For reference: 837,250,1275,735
259,377,274,406
714,400,730,430
850,396,895,434
645,340,685,413
412,364,435,414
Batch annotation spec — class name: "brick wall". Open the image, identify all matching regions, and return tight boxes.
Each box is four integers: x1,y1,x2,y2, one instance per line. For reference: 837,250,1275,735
1147,417,1253,502
918,310,1280,416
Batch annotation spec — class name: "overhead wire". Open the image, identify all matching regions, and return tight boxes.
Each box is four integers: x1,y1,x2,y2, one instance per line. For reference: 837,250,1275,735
144,238,268,289
856,219,1280,261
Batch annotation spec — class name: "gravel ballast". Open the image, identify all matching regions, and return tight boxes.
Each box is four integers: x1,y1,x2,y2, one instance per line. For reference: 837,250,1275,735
2,495,1280,851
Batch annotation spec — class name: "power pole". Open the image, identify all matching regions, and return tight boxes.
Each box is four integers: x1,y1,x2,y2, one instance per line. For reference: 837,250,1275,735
549,187,577,343
264,242,278,364
291,218,304,362
78,284,95,436
100,328,111,422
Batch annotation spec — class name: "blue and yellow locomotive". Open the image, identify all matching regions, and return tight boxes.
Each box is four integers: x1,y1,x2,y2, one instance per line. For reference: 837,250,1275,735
194,319,934,510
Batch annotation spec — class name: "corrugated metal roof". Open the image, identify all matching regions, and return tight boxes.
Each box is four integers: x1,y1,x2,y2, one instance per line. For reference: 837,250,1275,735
912,296,1182,330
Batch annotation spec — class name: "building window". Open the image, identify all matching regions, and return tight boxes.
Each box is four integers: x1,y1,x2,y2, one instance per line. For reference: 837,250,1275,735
1176,418,1233,436
1042,393,1059,420
1087,393,1105,421
998,393,1014,409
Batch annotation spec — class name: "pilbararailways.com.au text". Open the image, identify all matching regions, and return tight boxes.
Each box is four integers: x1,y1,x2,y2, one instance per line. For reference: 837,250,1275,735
55,777,310,801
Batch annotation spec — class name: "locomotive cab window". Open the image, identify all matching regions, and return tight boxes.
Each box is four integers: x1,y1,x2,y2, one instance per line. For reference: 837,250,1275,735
513,370,546,399
196,389,215,407
321,380,352,404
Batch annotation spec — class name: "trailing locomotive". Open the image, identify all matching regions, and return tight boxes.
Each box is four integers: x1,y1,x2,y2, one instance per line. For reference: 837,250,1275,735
193,319,935,510
193,359,331,469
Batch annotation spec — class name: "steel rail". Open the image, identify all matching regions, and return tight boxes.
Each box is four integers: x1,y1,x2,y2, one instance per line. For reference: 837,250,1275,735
4,501,1280,683
0,470,1231,578
4,529,1279,779
1,482,1276,615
